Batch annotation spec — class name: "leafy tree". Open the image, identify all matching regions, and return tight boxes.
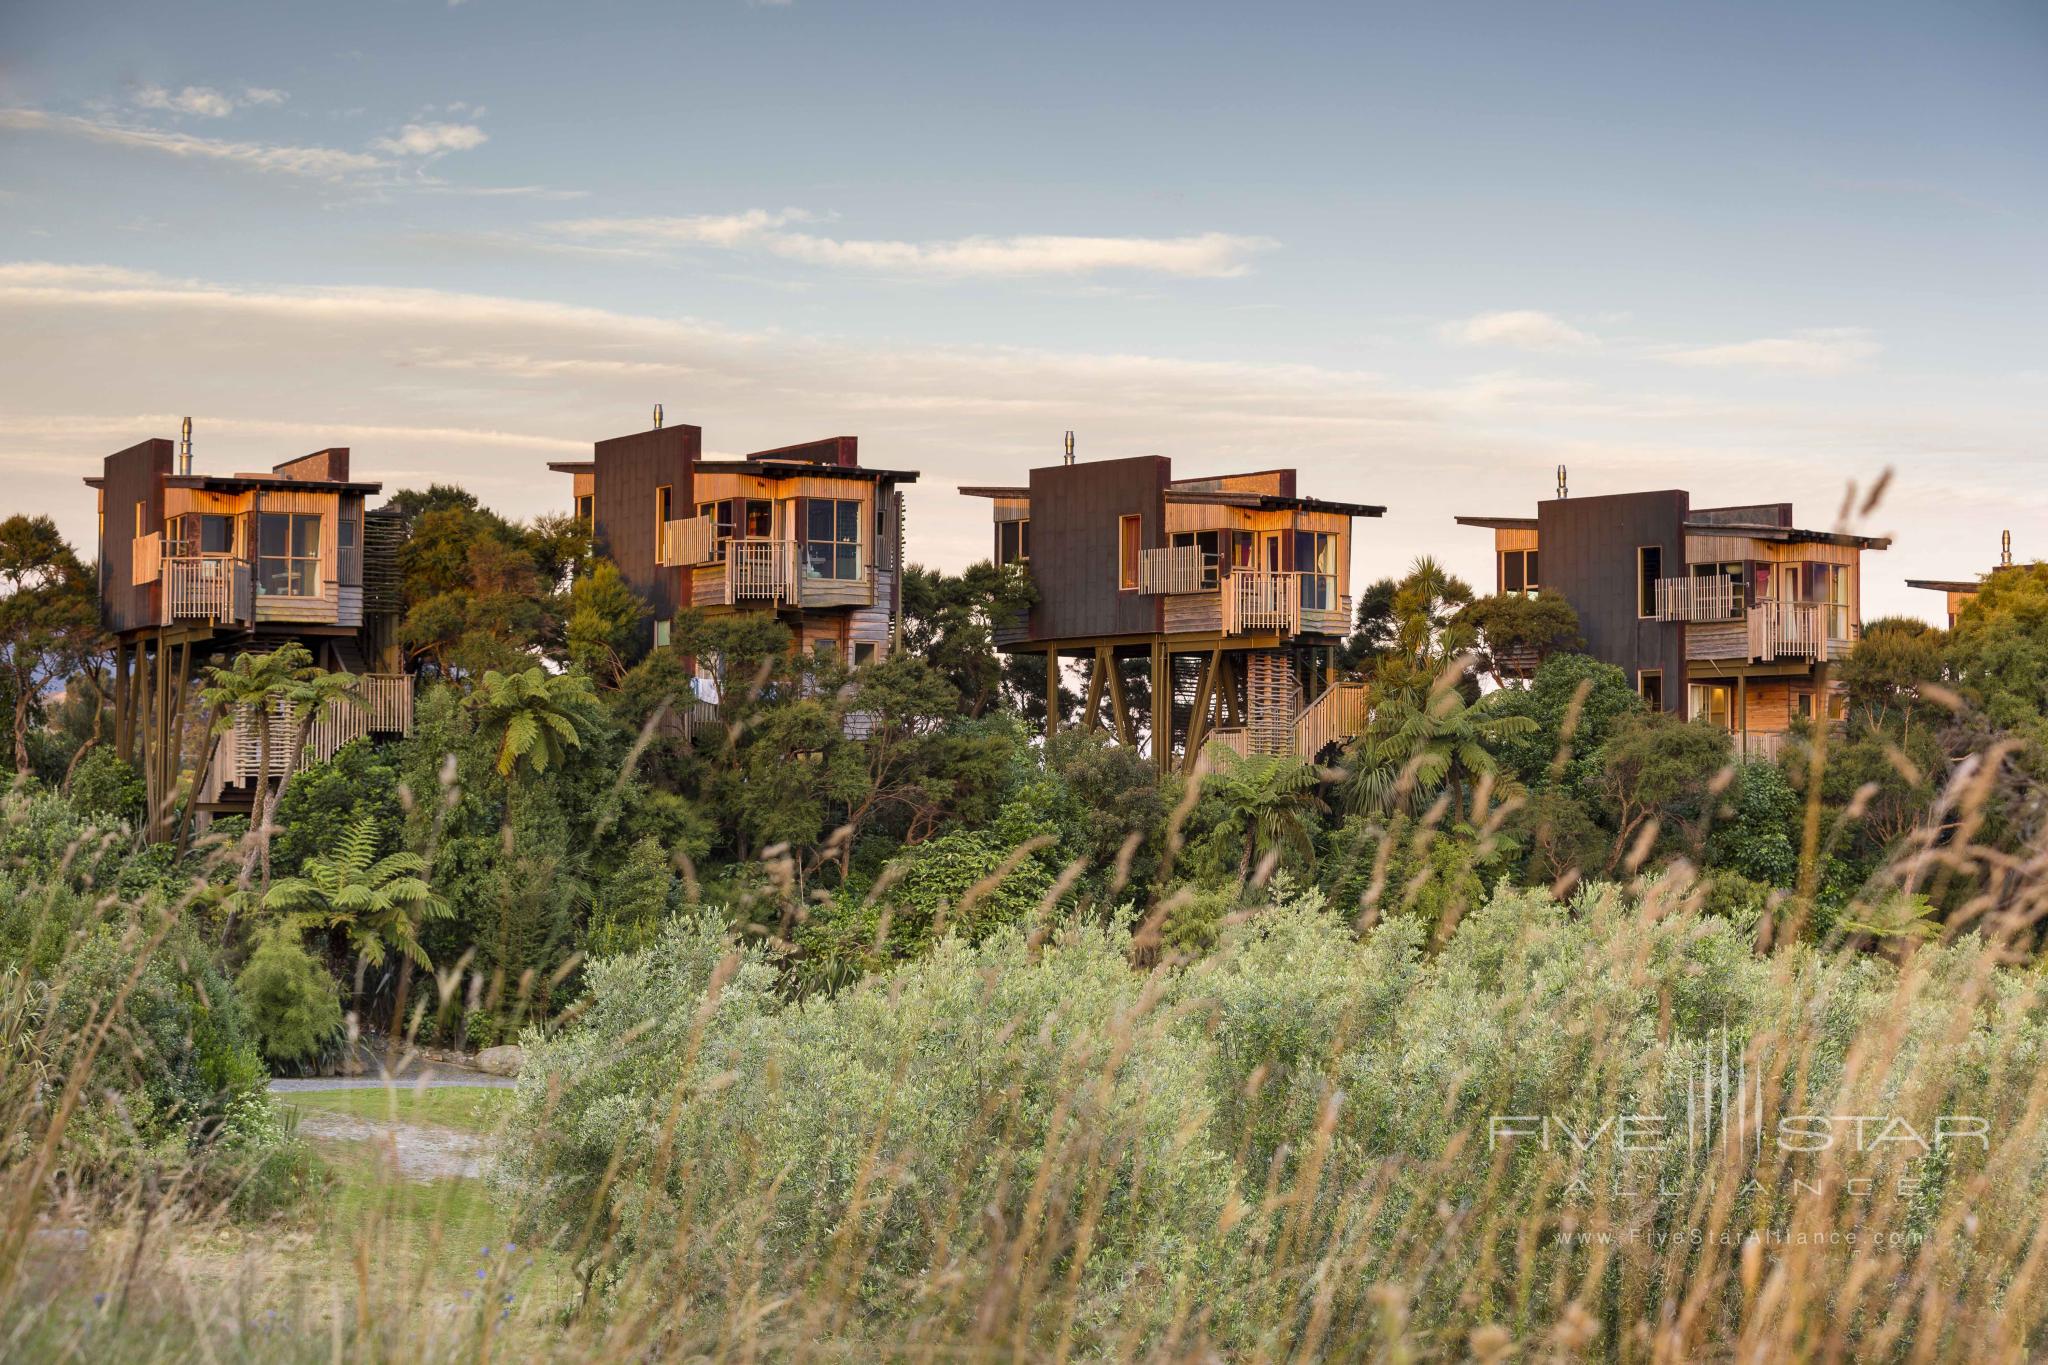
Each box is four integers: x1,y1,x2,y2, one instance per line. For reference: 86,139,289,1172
1045,728,1172,892
899,562,1040,720
235,927,346,1066
562,558,649,683
832,655,1013,857
263,815,450,970
1482,652,1645,802
1594,713,1733,870
1460,592,1583,683
587,835,678,958
1841,616,1947,735
268,739,403,881
0,515,101,773
1705,762,1801,887
67,746,145,825
1357,557,1477,697
1944,563,2048,729
397,502,552,678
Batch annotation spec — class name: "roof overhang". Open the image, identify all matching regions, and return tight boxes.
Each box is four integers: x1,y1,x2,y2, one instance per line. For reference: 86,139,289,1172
548,460,597,474
697,458,919,484
166,475,383,495
1683,521,1890,550
1454,515,1538,530
959,484,1030,499
1167,490,1385,517
1905,578,1980,593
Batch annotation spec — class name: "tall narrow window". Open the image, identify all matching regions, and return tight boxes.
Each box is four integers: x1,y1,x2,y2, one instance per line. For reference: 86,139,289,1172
1637,669,1664,711
1119,514,1141,591
997,518,1031,566
1500,550,1525,594
655,485,673,562
1637,545,1663,618
576,494,594,524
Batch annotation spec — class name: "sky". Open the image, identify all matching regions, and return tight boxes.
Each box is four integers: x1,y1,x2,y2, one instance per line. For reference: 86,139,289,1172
1,0,2043,622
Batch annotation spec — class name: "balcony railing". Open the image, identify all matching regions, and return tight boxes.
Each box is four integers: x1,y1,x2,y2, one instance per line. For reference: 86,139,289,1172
660,515,717,567
1137,546,1218,595
1747,600,1854,662
1226,571,1299,634
161,556,251,626
1653,575,1743,622
729,538,797,603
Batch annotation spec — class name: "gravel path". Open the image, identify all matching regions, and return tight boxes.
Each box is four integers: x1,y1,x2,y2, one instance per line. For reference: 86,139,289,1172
268,1073,516,1092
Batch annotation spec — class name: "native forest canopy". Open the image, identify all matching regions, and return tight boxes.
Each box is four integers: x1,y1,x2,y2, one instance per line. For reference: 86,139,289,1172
7,495,2048,1360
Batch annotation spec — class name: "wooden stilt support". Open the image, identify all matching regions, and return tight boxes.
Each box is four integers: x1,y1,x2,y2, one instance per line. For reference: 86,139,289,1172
1186,642,1222,770
1045,650,1061,738
113,642,131,763
1081,653,1105,733
1150,641,1170,774
1105,650,1134,747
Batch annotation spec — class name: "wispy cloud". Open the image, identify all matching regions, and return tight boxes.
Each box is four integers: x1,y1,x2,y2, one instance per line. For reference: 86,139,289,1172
549,210,1277,279
132,84,288,117
0,108,383,179
372,121,489,156
1659,328,1879,374
1440,309,1598,351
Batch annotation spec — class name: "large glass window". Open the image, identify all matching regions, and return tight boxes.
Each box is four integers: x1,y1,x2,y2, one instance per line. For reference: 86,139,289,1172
257,512,321,596
168,513,232,556
1499,548,1539,596
805,498,861,580
1689,560,1745,618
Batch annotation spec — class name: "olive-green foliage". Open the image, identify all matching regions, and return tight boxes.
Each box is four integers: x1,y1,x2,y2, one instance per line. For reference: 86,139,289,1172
587,835,678,959
505,878,2048,1356
65,746,145,825
235,927,345,1066
268,738,402,880
1483,651,1646,802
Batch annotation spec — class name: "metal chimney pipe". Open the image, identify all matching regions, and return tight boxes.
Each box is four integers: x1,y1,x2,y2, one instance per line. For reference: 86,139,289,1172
2003,529,2012,567
1063,430,1075,466
1556,464,1568,499
652,403,664,429
179,417,193,476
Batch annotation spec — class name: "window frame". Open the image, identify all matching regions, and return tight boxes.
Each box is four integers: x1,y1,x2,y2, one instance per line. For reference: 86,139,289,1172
255,510,323,598
997,518,1032,567
804,497,864,581
654,484,674,562
1637,668,1665,712
1637,545,1663,619
1118,514,1142,592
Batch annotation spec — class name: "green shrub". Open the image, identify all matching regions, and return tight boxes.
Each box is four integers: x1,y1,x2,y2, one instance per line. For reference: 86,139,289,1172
235,927,346,1067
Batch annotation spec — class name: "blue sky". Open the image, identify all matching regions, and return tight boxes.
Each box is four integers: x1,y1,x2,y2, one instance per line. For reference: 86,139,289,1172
2,0,2043,619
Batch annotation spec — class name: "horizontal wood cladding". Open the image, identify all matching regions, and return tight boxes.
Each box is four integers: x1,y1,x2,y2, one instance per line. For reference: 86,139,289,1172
1164,593,1223,634
1535,491,1689,715
692,564,726,608
1025,457,1167,641
1686,535,1859,566
593,426,700,624
1686,620,1748,659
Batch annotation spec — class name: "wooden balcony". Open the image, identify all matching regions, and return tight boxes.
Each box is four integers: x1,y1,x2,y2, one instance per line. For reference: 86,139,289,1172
689,539,876,609
1746,600,1854,663
1217,572,1349,638
729,538,797,603
1653,576,1743,623
160,556,252,626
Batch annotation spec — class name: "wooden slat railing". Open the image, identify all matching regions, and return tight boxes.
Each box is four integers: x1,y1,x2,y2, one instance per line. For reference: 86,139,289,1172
131,532,163,586
728,538,796,602
1137,545,1217,595
1654,576,1742,622
1293,680,1367,762
1225,571,1300,635
1747,600,1824,662
161,557,248,624
662,515,717,567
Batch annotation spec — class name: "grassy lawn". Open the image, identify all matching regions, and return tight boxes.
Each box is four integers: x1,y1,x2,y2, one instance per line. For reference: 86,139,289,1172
279,1084,517,1134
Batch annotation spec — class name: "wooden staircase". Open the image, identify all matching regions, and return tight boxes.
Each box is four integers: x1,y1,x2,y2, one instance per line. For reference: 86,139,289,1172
1202,652,1367,763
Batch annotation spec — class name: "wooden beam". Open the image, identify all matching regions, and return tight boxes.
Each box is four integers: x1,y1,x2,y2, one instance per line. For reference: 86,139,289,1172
1150,641,1170,774
1080,652,1105,733
1104,649,1134,747
1186,642,1222,769
1736,669,1748,760
1045,649,1061,738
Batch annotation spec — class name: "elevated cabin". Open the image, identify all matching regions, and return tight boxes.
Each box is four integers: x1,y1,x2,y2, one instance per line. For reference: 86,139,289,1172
85,434,412,838
963,456,1385,771
1907,533,2025,629
550,424,916,667
1457,491,1888,762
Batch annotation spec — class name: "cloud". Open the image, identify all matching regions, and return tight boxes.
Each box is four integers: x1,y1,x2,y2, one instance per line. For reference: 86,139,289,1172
132,84,288,117
549,211,1276,278
1659,328,1880,374
132,84,237,118
0,261,2033,628
372,122,488,156
1440,310,1597,351
0,108,384,178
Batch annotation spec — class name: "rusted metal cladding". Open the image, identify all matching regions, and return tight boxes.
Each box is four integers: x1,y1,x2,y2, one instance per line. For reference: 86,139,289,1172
1025,456,1167,641
1535,490,1689,715
100,439,174,634
592,425,700,623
